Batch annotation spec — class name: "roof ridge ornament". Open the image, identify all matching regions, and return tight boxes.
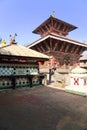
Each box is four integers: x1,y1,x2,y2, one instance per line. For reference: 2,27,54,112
51,11,55,17
9,33,17,44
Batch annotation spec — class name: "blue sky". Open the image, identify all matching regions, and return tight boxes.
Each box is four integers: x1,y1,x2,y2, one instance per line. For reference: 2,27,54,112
0,0,87,47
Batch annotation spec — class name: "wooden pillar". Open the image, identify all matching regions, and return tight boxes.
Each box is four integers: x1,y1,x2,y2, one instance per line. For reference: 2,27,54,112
49,68,51,84
48,38,53,83
12,76,16,89
28,75,33,87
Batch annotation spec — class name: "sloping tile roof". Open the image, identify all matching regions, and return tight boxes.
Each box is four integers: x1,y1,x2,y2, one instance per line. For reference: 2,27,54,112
0,43,49,59
27,34,87,48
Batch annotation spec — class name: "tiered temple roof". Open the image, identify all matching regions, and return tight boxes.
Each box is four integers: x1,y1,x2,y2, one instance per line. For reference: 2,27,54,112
33,15,77,37
27,15,87,66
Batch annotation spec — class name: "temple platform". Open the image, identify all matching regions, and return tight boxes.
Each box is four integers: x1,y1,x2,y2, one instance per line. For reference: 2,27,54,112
65,86,87,96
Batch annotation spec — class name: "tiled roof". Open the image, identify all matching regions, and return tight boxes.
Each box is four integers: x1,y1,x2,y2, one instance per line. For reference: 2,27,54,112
0,43,49,59
27,33,87,48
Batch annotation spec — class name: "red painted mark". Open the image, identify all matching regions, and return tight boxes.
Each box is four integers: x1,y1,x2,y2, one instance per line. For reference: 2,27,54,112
74,78,79,85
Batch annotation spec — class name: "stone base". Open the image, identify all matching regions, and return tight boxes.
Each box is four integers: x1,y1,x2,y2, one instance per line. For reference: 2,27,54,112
65,86,87,96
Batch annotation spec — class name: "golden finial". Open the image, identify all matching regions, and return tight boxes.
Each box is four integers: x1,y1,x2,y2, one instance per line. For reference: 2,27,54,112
1,40,6,46
52,11,55,17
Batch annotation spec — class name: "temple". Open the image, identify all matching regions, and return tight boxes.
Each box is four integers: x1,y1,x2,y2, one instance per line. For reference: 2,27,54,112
27,14,87,69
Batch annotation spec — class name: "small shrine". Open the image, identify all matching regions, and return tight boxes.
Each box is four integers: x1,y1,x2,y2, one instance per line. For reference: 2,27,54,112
79,55,87,69
0,35,49,89
65,66,87,96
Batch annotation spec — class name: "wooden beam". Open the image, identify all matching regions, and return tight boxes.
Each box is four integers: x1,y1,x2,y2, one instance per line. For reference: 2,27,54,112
70,45,76,53
40,27,45,34
56,23,61,30
38,29,43,35
76,46,81,54
33,46,39,52
65,44,70,53
65,26,69,33
60,41,66,52
35,45,42,52
39,44,45,52
38,28,43,35
43,41,48,51
47,22,52,29
44,50,51,55
50,38,52,51
53,42,58,51
63,25,67,32
40,44,46,52
74,46,79,54
51,18,54,27
79,47,86,55
45,24,50,31
45,42,50,51
54,22,57,28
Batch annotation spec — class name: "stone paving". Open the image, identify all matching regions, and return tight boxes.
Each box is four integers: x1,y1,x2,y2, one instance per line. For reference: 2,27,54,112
0,86,87,130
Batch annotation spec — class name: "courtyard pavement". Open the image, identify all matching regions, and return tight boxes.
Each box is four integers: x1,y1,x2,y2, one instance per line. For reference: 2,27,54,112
0,86,87,130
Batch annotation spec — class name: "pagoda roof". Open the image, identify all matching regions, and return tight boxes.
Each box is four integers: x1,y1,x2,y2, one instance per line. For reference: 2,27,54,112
32,16,77,34
0,43,49,60
27,33,87,48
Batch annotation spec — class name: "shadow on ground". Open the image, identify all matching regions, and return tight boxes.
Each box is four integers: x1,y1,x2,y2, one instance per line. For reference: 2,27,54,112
0,86,87,130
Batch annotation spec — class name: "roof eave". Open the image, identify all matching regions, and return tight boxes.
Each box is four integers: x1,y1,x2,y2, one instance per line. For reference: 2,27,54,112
27,34,87,48
32,16,77,34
